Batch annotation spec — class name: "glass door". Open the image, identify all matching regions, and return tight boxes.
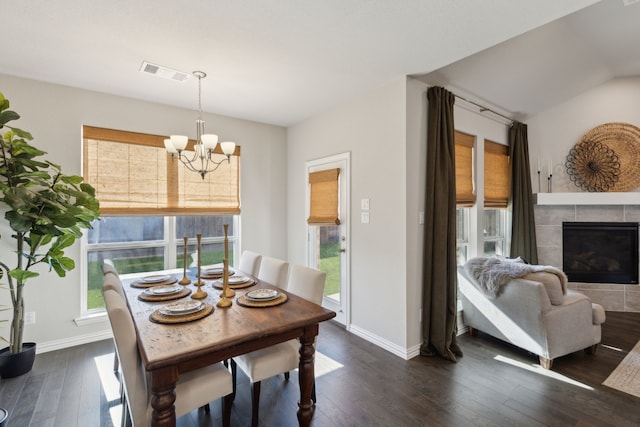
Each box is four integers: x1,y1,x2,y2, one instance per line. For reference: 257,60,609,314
307,153,350,325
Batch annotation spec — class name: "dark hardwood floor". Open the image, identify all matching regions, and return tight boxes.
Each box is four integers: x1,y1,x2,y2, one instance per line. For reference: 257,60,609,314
1,311,639,426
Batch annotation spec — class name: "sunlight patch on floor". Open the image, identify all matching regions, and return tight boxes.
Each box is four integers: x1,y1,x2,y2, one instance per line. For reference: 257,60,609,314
94,353,121,402
602,344,624,352
95,352,125,425
494,354,594,390
315,351,344,377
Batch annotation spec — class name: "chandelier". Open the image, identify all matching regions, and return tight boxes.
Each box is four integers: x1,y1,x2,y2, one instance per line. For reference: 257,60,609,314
164,71,236,179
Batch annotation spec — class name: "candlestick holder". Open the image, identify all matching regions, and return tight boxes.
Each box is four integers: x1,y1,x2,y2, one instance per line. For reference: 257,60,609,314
179,236,191,285
537,170,541,193
192,234,208,299
216,258,232,308
547,175,553,193
217,224,233,307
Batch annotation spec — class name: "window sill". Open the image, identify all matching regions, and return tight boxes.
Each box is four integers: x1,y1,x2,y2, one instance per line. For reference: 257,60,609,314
74,311,108,327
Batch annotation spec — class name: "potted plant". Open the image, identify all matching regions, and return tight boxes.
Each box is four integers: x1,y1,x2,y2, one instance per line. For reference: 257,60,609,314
0,92,100,378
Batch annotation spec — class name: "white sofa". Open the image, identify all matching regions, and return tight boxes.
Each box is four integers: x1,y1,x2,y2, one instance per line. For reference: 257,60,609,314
458,262,605,369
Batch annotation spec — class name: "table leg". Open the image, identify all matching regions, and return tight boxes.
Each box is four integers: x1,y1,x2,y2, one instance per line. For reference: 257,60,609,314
297,324,318,426
150,366,179,427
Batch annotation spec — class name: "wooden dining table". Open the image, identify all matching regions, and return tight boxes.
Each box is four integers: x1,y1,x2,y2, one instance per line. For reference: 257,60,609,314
119,267,336,427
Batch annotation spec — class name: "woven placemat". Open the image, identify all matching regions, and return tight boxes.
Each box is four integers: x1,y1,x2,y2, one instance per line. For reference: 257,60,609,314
577,122,640,191
200,271,235,280
237,293,288,308
130,277,178,289
212,279,256,290
149,303,214,324
138,287,192,302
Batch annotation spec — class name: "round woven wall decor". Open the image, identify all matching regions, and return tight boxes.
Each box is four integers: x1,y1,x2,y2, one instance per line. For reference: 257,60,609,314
565,140,620,192
571,122,640,192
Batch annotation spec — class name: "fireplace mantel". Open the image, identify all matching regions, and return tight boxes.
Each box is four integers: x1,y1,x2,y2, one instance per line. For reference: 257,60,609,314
535,192,640,205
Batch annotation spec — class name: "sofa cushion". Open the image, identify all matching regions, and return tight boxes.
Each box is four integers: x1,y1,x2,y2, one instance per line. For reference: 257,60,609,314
522,271,565,305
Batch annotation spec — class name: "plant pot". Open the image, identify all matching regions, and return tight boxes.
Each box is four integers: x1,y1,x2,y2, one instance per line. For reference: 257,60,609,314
0,342,37,378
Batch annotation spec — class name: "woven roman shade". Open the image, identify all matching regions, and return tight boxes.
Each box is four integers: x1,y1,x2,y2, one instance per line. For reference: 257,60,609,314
307,168,341,225
83,126,240,215
455,131,476,207
484,139,510,208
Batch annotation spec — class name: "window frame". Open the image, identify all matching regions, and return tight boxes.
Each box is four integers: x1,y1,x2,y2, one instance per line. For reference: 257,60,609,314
80,215,239,316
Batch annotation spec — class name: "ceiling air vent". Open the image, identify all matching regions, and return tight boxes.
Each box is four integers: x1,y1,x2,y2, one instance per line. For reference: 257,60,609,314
139,61,191,82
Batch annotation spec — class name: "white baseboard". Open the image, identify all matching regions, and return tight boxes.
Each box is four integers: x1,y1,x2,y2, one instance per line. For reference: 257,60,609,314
349,324,417,360
35,329,113,354
348,312,468,361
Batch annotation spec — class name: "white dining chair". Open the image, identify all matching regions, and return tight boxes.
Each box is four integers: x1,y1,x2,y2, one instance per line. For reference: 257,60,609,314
237,250,262,276
104,290,233,427
256,256,289,289
101,267,126,380
231,264,326,427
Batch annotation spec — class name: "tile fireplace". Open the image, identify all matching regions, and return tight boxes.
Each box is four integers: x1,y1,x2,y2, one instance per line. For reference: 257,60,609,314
535,197,640,312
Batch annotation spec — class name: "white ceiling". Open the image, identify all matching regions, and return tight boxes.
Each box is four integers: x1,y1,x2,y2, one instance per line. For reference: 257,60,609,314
2,0,626,127
420,0,640,121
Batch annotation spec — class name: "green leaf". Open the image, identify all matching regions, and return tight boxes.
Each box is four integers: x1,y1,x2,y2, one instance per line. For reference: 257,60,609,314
0,110,20,125
9,269,39,284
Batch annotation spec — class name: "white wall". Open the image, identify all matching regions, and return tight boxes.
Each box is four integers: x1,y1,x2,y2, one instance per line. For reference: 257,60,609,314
0,74,287,351
287,77,410,354
528,77,640,192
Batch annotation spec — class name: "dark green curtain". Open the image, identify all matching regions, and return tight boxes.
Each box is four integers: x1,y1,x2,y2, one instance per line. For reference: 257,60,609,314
509,122,538,264
420,87,462,362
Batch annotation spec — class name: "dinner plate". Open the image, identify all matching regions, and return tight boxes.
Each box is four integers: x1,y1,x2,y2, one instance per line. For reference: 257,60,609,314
246,289,279,301
145,284,182,295
160,300,204,316
228,275,251,284
141,274,171,283
203,267,224,275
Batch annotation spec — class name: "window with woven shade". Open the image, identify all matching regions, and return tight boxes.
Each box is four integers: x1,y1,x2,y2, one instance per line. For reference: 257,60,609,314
455,131,476,207
82,126,240,215
484,140,510,208
307,168,341,225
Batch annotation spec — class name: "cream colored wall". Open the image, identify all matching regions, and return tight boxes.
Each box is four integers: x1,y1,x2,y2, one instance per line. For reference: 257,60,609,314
528,77,640,192
287,77,409,352
0,74,287,350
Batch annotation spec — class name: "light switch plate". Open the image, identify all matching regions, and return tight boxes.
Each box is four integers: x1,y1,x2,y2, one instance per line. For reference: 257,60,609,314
361,212,370,224
360,198,370,211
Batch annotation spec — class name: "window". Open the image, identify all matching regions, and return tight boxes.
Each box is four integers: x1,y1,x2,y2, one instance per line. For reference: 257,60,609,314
456,208,470,264
483,139,510,256
85,215,237,312
81,126,241,314
483,209,507,257
455,131,475,264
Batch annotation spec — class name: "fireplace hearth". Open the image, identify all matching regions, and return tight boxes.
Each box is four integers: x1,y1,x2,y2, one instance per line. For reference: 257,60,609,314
562,222,639,284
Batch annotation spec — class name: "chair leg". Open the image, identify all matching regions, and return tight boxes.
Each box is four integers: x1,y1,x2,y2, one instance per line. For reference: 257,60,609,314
284,371,290,380
230,359,237,401
467,326,478,337
539,356,553,369
251,381,261,427
222,394,232,427
311,379,316,404
202,403,211,414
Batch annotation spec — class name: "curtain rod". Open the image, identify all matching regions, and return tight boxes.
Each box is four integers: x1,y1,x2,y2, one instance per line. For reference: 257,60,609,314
453,94,514,124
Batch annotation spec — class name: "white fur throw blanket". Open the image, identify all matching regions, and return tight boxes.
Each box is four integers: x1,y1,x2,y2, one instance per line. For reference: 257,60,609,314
464,256,568,298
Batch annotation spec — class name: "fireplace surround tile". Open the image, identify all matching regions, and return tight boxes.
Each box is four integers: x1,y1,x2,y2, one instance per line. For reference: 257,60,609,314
535,205,575,226
534,203,639,313
625,288,640,311
575,205,624,222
